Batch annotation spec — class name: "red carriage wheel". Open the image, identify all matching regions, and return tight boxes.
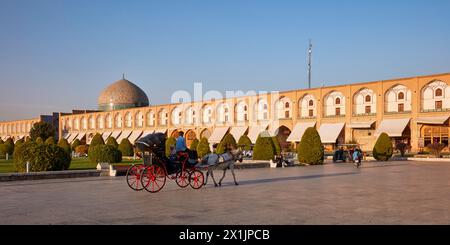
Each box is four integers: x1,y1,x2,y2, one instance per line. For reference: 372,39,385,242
189,170,204,190
141,165,166,193
126,164,144,191
176,169,190,188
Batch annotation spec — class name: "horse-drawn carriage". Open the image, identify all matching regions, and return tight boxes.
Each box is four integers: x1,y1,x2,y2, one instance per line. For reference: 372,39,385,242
126,133,205,193
126,132,243,193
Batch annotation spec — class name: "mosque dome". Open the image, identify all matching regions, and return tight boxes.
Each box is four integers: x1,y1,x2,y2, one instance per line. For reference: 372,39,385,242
98,77,149,111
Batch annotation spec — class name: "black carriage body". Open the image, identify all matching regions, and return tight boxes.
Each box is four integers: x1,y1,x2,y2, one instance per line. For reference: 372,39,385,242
135,133,166,157
135,133,179,175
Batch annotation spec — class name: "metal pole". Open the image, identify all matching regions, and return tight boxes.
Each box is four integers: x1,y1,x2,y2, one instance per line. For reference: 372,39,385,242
26,161,30,173
308,39,312,89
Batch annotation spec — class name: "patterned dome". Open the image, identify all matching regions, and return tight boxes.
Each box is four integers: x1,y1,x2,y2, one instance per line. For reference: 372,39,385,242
98,78,149,111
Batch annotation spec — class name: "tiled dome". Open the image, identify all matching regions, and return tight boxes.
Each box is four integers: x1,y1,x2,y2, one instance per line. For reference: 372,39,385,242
98,78,149,111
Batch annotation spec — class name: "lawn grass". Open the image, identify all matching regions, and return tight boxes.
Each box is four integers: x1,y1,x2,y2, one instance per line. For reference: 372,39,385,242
0,157,142,173
0,159,16,173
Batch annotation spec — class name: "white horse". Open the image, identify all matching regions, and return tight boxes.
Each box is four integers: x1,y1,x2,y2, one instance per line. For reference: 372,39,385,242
201,148,243,187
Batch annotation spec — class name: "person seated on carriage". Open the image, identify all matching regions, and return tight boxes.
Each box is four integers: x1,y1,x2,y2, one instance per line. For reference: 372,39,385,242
175,131,189,163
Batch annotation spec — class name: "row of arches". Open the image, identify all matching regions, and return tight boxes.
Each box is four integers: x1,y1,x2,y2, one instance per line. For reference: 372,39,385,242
57,80,450,132
0,121,36,135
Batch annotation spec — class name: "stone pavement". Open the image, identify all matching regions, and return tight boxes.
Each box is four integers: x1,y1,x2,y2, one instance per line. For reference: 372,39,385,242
0,161,449,224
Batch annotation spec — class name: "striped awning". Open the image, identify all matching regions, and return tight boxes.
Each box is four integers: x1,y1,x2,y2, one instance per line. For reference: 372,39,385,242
416,116,449,125
110,131,122,139
229,126,248,141
67,133,78,143
76,132,86,141
102,131,112,141
116,130,132,143
208,127,230,144
128,131,143,144
319,123,345,144
63,133,71,140
375,118,410,137
247,123,270,143
287,122,316,142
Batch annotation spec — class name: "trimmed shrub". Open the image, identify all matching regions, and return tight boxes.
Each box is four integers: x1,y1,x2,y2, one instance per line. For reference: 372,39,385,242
272,136,282,155
253,132,276,160
0,138,15,156
29,121,55,141
89,144,122,164
58,138,72,155
297,127,324,165
106,137,118,149
90,133,104,147
216,134,237,154
237,135,252,151
71,139,81,151
75,145,89,155
196,137,211,158
118,138,134,157
15,138,25,146
165,137,176,157
89,133,104,155
426,142,446,158
45,137,55,145
0,139,4,145
373,133,393,161
189,139,199,151
13,141,71,172
35,137,44,144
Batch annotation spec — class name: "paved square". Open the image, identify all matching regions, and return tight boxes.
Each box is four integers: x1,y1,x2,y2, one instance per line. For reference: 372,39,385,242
0,161,449,224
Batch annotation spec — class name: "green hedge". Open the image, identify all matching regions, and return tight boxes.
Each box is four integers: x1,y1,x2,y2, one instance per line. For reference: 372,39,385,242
13,141,71,172
88,144,122,164
373,133,393,161
237,135,252,151
0,138,14,155
15,138,25,146
90,133,104,147
106,137,118,149
165,137,176,157
29,121,55,141
297,127,324,165
89,133,104,155
216,133,237,154
196,137,211,158
45,137,55,145
118,138,134,157
189,139,199,151
35,137,44,144
253,132,276,160
57,138,72,155
272,136,281,155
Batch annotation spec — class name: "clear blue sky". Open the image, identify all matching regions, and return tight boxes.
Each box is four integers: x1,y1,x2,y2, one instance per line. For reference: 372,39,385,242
1,0,450,121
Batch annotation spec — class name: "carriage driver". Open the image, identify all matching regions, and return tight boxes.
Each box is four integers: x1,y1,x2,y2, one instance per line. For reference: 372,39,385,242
176,131,187,152
175,131,189,163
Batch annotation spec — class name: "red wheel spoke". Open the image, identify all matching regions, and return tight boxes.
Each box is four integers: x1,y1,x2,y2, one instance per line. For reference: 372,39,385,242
154,179,160,189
